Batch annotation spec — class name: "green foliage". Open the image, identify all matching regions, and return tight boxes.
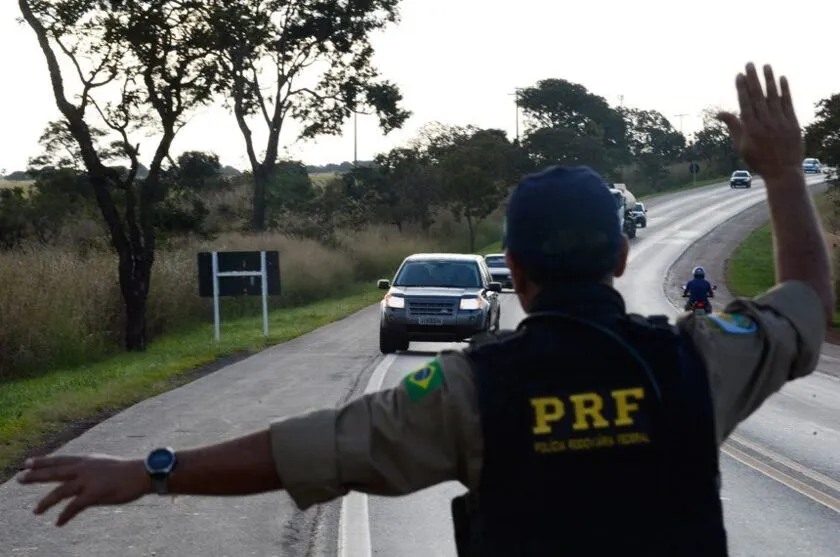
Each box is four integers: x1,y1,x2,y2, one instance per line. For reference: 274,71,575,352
518,78,628,172
207,0,411,230
805,94,840,168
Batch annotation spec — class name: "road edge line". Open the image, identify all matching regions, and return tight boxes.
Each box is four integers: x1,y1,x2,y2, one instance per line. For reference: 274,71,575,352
721,442,840,514
337,354,396,557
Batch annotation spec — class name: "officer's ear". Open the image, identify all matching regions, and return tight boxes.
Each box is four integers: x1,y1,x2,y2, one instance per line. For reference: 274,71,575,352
613,236,630,278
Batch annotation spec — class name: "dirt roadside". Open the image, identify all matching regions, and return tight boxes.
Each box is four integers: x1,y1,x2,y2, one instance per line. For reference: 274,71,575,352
663,185,840,379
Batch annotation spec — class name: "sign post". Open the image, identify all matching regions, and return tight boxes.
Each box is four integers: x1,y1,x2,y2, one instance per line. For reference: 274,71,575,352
689,162,700,185
198,250,281,342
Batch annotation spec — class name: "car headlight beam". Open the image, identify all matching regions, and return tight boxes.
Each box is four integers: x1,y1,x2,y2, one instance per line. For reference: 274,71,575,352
459,297,486,311
385,294,405,309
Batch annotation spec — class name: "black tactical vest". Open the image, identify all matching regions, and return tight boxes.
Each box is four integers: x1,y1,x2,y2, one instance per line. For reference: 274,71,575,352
456,285,727,556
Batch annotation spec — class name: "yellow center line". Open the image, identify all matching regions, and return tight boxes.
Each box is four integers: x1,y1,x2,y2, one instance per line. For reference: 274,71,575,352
727,433,840,494
721,442,840,515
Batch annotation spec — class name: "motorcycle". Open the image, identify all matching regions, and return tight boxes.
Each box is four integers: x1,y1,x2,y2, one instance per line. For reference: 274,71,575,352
682,284,718,315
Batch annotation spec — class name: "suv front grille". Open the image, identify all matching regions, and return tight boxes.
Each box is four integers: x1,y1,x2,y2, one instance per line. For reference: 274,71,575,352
407,299,457,316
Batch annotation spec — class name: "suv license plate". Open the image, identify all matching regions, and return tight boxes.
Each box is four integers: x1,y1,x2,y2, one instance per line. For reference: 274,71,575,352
418,317,444,326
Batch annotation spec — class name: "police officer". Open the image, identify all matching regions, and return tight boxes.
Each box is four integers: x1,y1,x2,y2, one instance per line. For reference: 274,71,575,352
17,63,832,555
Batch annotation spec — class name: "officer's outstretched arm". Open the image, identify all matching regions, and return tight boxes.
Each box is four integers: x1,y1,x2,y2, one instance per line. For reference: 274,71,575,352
269,351,482,511
679,281,825,445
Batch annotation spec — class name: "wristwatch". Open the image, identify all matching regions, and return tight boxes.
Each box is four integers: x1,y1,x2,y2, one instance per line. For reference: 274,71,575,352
144,447,177,495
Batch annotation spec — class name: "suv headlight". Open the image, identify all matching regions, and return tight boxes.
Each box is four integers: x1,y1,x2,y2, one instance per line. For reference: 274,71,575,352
384,294,405,309
460,297,487,311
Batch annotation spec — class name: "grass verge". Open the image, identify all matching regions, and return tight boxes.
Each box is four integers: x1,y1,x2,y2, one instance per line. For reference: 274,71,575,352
726,223,775,297
0,284,383,482
726,189,840,326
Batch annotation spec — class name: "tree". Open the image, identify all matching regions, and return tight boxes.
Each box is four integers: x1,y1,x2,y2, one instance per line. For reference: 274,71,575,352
689,107,740,172
175,151,222,191
804,94,840,168
366,147,442,231
20,0,219,351
266,160,317,219
621,108,686,189
518,78,628,172
438,128,520,251
208,1,412,231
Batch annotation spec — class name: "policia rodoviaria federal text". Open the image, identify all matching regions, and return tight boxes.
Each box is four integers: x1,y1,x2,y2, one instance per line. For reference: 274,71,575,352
18,62,833,556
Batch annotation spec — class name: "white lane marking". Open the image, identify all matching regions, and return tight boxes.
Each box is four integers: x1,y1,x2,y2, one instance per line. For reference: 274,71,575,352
337,354,395,557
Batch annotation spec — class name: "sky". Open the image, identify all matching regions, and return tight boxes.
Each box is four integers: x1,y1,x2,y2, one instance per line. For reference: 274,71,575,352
1,0,838,173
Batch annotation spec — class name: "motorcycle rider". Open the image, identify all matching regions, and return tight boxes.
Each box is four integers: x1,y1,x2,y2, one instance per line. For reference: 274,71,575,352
684,266,715,311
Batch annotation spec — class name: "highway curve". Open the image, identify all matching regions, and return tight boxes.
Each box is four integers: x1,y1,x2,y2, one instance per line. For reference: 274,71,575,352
1,176,837,556
352,174,840,557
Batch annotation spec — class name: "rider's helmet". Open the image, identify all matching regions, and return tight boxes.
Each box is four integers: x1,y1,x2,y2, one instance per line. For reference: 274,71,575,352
693,266,705,279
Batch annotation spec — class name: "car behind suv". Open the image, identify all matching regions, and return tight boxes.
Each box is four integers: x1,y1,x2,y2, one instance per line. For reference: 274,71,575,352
629,202,647,228
730,170,752,188
483,253,513,289
377,253,502,353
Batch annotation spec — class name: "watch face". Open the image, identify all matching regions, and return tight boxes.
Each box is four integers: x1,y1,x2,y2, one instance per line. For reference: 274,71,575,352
146,448,174,472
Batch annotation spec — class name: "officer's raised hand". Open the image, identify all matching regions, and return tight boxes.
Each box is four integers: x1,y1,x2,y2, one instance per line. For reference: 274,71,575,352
717,63,804,179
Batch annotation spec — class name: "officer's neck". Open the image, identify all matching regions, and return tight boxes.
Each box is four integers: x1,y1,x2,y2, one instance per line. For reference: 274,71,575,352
521,279,623,318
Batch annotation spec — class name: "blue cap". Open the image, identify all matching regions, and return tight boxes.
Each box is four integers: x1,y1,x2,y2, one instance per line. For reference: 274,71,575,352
502,165,622,281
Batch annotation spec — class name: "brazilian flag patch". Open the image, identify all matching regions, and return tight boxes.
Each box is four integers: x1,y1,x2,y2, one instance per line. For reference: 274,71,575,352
706,312,758,335
403,359,445,402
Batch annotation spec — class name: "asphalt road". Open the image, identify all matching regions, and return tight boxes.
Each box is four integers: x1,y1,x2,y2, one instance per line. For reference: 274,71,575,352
358,174,840,557
1,175,837,556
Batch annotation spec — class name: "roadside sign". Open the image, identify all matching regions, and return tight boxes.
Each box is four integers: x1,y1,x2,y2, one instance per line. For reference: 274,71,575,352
197,250,281,341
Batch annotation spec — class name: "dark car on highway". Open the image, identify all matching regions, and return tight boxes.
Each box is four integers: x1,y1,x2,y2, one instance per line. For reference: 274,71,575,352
377,253,503,354
629,202,647,228
483,253,513,289
730,170,752,188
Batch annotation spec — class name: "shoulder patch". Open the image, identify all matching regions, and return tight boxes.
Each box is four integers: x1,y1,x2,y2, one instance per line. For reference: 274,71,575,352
705,312,758,335
403,358,445,402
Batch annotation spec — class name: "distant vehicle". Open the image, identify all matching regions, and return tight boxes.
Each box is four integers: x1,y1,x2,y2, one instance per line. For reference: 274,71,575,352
483,253,513,289
376,253,502,354
803,158,822,174
629,202,647,228
607,184,637,239
730,170,752,188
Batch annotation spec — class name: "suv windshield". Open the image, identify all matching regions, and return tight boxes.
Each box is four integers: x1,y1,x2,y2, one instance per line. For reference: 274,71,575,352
633,203,643,211
804,159,819,165
394,260,482,288
733,171,749,177
484,256,506,268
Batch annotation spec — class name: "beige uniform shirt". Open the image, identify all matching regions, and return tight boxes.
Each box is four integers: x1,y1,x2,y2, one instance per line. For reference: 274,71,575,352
269,280,825,510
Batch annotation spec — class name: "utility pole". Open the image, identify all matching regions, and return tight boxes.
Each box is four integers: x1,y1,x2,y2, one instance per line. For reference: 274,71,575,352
618,94,624,107
353,111,358,166
675,113,687,134
508,89,522,143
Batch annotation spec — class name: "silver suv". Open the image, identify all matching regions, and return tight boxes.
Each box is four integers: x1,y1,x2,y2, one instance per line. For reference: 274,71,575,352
377,253,502,353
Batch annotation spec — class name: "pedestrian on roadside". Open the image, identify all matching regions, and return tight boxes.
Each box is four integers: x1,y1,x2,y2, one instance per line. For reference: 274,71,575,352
18,63,832,556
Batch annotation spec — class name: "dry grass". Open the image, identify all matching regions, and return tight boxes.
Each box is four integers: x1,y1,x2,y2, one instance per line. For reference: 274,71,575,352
0,179,33,190
0,223,462,379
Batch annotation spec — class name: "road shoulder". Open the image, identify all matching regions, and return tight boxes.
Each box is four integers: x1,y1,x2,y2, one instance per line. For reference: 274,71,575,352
0,304,384,556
